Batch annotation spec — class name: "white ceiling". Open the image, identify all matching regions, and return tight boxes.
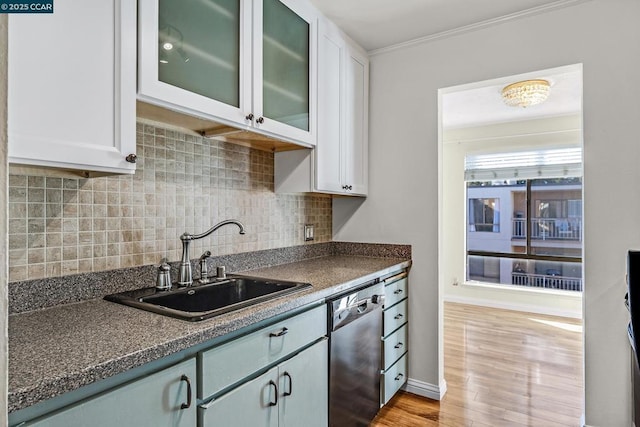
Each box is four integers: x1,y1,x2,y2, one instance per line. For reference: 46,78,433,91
442,68,583,129
308,0,583,129
310,0,573,52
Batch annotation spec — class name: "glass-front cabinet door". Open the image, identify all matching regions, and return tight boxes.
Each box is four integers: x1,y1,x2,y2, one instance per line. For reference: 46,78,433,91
252,0,317,146
138,0,253,127
138,0,316,146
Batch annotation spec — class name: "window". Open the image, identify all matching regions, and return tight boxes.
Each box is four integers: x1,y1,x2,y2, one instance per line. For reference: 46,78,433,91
464,148,583,292
469,198,499,232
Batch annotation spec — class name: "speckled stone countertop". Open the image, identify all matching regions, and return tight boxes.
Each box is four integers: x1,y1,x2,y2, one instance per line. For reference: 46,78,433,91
8,254,410,414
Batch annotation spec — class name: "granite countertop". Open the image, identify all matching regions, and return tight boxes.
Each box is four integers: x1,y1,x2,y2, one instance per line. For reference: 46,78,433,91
9,255,410,413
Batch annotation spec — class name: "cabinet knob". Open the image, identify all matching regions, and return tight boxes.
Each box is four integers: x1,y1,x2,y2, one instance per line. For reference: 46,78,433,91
256,116,265,124
245,113,254,121
348,185,353,190
125,153,137,163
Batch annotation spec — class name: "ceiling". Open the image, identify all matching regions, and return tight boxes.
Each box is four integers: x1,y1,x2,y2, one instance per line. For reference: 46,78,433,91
442,67,583,129
308,0,583,129
310,0,573,52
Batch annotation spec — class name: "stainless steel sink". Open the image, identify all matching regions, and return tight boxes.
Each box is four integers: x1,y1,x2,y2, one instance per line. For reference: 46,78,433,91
104,275,312,321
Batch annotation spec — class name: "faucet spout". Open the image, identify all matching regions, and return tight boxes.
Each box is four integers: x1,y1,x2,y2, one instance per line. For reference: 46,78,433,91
178,220,246,287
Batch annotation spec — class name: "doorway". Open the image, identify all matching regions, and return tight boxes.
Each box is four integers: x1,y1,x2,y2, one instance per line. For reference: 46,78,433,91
437,64,585,422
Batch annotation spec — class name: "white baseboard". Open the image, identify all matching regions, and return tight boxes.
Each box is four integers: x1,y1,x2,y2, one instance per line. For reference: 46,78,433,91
443,294,582,319
403,378,447,400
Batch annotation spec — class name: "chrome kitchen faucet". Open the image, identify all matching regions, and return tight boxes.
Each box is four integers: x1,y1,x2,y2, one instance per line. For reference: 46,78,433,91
178,219,246,286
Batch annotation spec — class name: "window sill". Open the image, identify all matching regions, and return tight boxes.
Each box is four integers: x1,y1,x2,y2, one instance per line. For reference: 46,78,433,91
462,280,583,298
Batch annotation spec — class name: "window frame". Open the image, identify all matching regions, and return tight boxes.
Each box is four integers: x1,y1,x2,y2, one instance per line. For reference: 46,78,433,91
467,179,582,265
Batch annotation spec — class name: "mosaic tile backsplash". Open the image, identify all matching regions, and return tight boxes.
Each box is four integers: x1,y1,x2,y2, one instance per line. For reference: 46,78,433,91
8,122,332,282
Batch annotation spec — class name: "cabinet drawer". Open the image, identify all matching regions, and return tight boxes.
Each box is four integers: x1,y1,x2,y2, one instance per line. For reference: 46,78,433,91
383,323,407,370
382,354,407,405
199,305,327,399
384,276,407,308
383,298,407,338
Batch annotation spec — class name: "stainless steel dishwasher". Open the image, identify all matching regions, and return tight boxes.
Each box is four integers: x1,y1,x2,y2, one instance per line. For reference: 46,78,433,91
328,280,385,427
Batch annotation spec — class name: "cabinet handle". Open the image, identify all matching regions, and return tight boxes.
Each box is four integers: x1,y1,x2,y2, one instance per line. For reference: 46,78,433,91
348,185,353,190
394,313,404,320
180,375,192,409
269,327,288,337
245,113,254,121
256,116,265,124
394,342,404,349
268,380,278,406
393,289,404,295
394,373,404,381
283,371,293,396
125,153,137,163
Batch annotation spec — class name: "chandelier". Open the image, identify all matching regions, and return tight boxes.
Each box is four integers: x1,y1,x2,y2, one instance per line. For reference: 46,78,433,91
501,79,550,108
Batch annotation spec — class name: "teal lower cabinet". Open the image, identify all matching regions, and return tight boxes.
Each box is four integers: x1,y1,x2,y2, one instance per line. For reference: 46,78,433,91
381,271,409,405
277,339,328,427
26,358,196,427
199,339,328,427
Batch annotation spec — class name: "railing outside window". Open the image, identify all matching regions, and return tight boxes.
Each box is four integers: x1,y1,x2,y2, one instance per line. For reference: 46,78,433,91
512,217,582,241
511,272,583,291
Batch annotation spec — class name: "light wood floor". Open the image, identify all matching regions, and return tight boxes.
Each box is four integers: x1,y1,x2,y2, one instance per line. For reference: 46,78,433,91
372,302,584,426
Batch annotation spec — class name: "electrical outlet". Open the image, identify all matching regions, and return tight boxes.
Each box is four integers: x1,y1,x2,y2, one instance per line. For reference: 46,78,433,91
304,224,314,241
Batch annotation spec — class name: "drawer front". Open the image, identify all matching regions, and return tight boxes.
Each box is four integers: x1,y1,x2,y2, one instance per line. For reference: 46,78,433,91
384,276,407,308
383,298,407,338
383,323,407,370
382,354,407,405
199,304,327,399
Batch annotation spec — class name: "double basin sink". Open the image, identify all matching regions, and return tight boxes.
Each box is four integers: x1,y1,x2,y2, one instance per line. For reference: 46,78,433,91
105,275,312,322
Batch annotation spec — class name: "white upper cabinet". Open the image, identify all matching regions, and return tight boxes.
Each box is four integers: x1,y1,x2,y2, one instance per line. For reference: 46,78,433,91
341,40,368,195
138,0,316,147
275,17,369,196
8,0,137,175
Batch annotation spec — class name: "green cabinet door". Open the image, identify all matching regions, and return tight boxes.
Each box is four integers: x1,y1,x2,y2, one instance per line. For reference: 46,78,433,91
200,367,279,427
278,339,328,427
27,358,197,427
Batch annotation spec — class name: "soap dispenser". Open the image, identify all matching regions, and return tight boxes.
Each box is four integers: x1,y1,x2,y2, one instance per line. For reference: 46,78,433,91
156,258,172,291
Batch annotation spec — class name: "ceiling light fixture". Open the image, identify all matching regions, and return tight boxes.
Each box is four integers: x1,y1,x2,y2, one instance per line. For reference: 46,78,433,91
501,79,550,108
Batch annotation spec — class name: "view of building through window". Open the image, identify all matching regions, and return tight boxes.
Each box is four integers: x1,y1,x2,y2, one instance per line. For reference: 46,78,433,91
466,177,582,292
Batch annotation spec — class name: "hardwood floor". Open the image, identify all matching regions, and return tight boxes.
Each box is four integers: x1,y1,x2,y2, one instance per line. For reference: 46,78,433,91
372,302,584,426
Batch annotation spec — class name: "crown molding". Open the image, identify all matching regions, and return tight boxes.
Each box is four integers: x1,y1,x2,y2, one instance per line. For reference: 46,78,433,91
368,0,592,57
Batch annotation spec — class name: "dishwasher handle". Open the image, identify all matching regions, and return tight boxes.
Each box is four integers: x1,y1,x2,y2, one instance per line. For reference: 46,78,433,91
331,294,384,332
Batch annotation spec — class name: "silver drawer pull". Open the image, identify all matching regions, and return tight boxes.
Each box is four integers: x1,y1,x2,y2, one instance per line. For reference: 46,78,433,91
393,289,404,295
269,327,289,337
395,373,404,381
394,313,404,320
394,342,404,349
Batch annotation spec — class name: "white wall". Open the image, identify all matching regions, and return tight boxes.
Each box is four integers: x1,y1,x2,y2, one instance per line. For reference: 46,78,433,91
443,115,583,318
333,1,640,425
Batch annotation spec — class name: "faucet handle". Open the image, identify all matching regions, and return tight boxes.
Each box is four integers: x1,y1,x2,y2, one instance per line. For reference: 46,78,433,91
156,258,172,291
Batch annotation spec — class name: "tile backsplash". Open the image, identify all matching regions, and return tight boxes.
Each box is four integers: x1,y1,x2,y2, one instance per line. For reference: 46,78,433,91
8,122,331,282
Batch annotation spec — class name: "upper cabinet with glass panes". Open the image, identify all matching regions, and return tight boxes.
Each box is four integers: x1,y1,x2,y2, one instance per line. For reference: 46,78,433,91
137,0,317,147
